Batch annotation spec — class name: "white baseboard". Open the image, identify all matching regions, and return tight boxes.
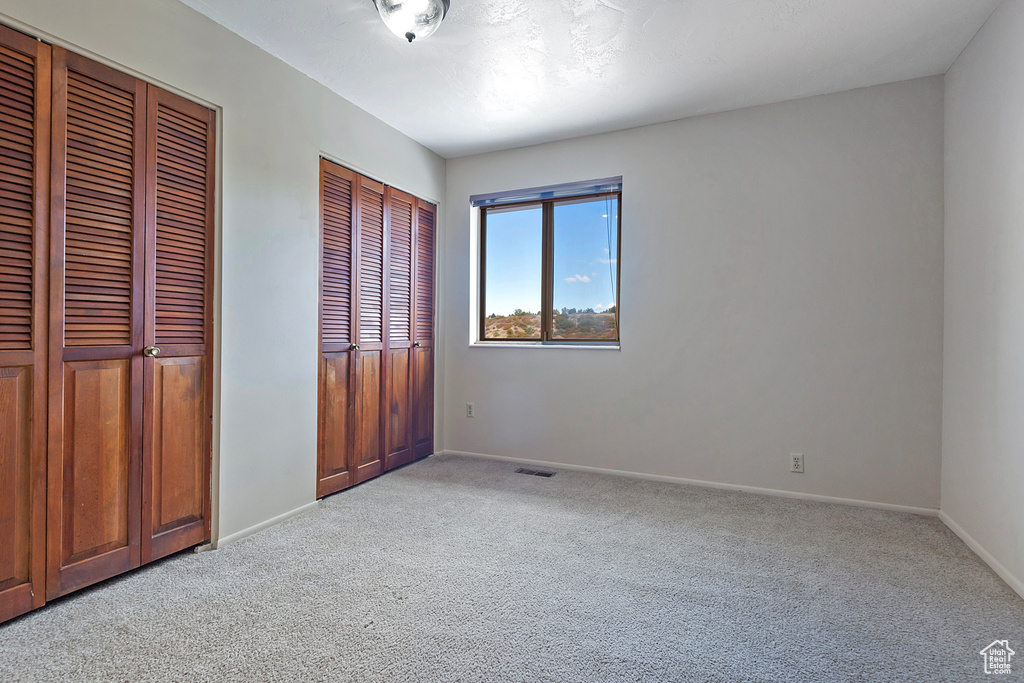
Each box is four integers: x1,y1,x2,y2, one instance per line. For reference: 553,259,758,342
939,511,1024,601
214,501,320,548
440,450,940,517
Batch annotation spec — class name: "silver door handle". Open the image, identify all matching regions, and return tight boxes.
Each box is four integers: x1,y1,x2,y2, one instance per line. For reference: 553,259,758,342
349,344,360,351
143,346,161,357
413,341,421,347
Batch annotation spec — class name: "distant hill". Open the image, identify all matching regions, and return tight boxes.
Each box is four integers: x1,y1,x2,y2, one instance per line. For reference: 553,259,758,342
485,312,616,340
485,313,541,338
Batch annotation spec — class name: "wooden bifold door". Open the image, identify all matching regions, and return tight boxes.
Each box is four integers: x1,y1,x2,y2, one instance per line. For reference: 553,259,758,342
317,159,434,498
0,23,50,624
0,26,215,623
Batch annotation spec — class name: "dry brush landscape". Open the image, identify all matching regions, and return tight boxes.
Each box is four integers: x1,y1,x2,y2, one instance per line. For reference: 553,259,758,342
484,311,616,339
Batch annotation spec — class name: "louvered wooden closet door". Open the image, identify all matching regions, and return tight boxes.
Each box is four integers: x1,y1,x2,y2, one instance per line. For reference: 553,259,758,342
140,85,214,563
352,175,385,484
317,159,356,497
47,48,146,598
0,25,49,624
316,161,434,498
383,187,414,471
411,199,435,458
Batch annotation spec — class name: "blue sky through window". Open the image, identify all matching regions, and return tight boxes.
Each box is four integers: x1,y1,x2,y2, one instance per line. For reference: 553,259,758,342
553,197,618,313
483,196,618,318
484,206,542,316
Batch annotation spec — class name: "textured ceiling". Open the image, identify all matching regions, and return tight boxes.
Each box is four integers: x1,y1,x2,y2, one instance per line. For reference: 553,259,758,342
179,0,999,158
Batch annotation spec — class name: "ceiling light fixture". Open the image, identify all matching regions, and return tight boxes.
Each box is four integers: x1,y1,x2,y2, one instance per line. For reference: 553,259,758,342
373,0,450,43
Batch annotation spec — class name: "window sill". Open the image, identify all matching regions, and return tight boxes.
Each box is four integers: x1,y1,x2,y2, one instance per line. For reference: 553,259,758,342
470,341,620,350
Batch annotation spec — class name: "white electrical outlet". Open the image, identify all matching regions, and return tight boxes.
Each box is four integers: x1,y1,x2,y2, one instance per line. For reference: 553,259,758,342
466,402,475,418
790,453,804,473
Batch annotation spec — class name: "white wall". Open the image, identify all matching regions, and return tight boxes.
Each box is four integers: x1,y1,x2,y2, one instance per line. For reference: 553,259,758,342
443,77,945,510
0,0,446,541
943,0,1024,596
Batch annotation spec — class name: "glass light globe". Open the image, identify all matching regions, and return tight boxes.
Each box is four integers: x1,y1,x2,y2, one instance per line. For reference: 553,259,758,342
373,0,450,43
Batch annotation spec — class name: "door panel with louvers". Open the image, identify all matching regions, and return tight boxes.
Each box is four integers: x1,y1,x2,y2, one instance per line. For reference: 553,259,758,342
141,86,214,564
415,201,435,344
47,48,146,600
321,166,354,347
351,175,385,484
384,187,414,470
388,190,413,344
317,160,356,497
151,98,209,347
0,24,48,625
0,43,36,352
412,199,435,458
358,179,385,346
63,68,136,347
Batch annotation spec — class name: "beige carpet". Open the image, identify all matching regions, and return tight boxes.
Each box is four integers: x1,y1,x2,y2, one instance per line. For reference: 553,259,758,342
1,453,1021,682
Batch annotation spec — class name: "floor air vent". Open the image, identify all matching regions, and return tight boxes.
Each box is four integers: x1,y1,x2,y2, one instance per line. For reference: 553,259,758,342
516,468,556,478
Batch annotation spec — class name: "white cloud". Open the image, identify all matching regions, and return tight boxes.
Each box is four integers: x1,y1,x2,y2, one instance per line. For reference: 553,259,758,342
564,274,591,283
594,248,616,265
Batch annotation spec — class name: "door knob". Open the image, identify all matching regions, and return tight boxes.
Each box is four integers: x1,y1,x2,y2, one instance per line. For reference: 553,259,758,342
349,344,360,351
413,341,421,347
143,346,161,357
